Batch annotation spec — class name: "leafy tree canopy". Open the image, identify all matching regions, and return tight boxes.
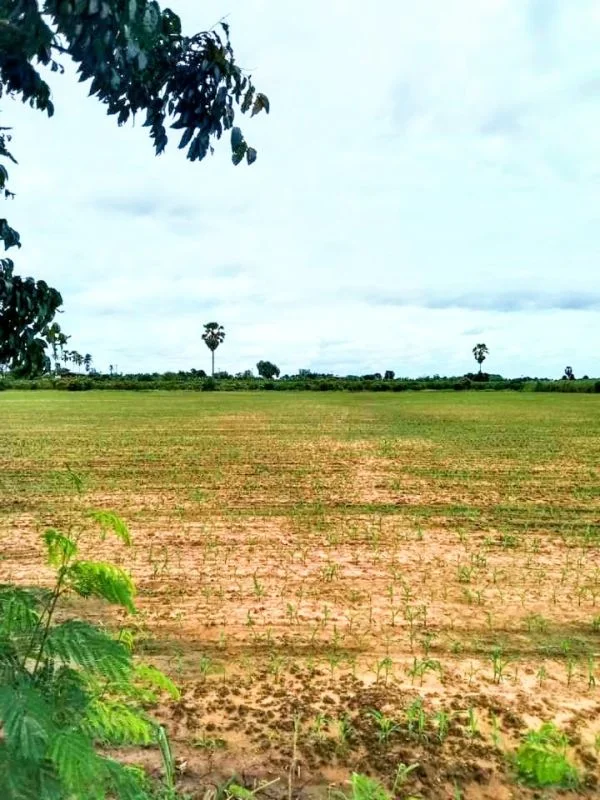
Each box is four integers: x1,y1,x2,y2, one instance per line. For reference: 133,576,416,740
472,343,489,373
201,321,226,352
256,359,280,379
1,0,268,374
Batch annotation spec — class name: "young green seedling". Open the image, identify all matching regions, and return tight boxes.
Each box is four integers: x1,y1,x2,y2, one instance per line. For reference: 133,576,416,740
369,709,402,745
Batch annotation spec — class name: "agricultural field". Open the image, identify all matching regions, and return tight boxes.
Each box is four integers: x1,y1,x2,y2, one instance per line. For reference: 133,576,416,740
1,390,600,799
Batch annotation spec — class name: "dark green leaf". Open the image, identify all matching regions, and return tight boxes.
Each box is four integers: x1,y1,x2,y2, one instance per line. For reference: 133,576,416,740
231,126,244,151
251,92,270,116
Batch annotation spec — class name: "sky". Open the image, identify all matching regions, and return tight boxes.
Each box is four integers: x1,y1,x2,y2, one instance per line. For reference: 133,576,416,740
4,0,600,377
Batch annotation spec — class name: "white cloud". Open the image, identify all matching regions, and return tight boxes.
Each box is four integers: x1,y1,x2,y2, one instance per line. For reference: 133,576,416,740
3,0,600,377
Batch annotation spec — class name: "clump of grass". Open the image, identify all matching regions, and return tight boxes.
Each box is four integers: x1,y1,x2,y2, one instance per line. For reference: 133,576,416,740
513,723,579,788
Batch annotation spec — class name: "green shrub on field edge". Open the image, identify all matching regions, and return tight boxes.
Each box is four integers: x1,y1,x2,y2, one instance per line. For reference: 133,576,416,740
0,503,180,799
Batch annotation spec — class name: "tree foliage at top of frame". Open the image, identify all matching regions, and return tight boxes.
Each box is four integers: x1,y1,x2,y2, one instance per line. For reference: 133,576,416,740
0,0,268,374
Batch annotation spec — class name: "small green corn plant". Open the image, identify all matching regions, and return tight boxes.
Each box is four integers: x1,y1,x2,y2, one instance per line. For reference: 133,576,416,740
514,723,579,788
405,697,428,740
369,709,401,745
420,631,436,656
587,655,596,689
336,714,355,750
252,573,265,598
327,650,343,678
198,653,214,679
465,706,479,739
489,645,511,683
0,510,179,799
456,564,474,584
536,664,548,687
490,713,503,750
432,709,452,743
310,712,330,743
268,653,286,679
375,656,394,684
565,654,577,686
392,762,419,794
407,657,442,686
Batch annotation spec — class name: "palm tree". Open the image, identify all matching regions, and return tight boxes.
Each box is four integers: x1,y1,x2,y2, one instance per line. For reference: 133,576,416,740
83,354,92,373
202,322,226,377
472,343,489,374
46,323,69,374
70,351,84,374
62,349,71,373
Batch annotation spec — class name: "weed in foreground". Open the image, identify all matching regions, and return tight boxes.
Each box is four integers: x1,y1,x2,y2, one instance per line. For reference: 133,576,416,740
0,507,179,799
513,723,579,788
333,773,391,800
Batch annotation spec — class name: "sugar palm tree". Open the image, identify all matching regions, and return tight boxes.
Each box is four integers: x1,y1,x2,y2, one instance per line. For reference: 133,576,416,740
46,323,69,374
61,349,71,372
70,351,84,374
472,343,489,374
202,322,225,377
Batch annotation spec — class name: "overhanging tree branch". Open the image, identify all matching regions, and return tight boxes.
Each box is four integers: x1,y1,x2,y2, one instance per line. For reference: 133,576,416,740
0,0,268,374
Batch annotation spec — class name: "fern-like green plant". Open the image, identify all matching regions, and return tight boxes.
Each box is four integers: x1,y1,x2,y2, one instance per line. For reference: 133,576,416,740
0,510,180,799
334,773,392,800
514,723,579,788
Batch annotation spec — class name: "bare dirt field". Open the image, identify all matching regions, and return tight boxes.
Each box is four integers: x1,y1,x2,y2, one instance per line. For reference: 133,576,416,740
2,390,600,798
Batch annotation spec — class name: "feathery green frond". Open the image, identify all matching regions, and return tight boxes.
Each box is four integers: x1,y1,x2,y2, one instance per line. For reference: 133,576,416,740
134,664,180,700
45,620,131,680
49,730,104,797
44,666,90,724
66,561,136,612
0,586,41,636
0,638,20,683
101,757,152,800
0,745,48,800
0,681,55,763
88,511,132,546
118,628,136,652
37,761,65,800
85,698,156,745
43,529,77,566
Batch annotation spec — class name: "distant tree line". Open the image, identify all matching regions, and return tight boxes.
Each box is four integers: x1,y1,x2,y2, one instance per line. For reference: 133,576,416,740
2,370,599,394
2,332,597,392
